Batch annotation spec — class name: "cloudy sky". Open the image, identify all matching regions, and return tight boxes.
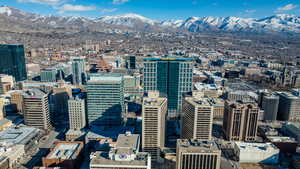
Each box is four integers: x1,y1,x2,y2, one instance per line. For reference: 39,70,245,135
1,0,300,20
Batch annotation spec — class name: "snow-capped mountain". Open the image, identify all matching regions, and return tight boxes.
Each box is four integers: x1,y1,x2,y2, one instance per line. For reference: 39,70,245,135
0,6,300,34
169,14,300,33
98,13,157,27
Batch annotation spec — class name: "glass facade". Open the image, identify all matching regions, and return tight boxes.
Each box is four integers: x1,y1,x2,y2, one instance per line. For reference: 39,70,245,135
144,58,193,117
86,73,124,126
71,57,86,85
0,44,27,81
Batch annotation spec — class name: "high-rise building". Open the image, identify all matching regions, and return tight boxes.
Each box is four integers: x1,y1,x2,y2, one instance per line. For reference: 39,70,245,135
71,57,86,85
10,90,24,115
40,69,57,82
142,91,167,162
261,94,279,121
223,101,259,141
68,97,86,130
86,73,124,126
0,44,27,81
143,58,193,118
181,97,213,140
277,92,300,121
176,139,221,169
23,88,52,130
0,98,5,120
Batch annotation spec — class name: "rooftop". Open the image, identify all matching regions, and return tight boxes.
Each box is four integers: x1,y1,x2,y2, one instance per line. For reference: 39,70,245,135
90,151,149,167
143,57,193,62
177,139,220,153
87,73,123,83
235,142,279,153
0,127,40,146
46,142,83,160
116,133,139,150
23,88,47,98
267,136,297,143
184,97,212,107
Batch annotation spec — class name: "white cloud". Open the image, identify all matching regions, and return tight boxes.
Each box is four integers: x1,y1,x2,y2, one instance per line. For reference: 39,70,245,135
277,4,298,11
100,8,117,13
112,0,130,5
245,9,256,14
59,4,96,12
17,0,62,5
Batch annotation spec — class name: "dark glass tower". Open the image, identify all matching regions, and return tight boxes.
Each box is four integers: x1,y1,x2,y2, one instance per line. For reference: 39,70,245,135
0,44,27,81
143,58,193,118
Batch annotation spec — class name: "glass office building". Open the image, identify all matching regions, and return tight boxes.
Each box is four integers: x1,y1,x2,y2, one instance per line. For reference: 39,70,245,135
71,57,86,85
86,73,124,126
143,58,193,118
0,44,27,81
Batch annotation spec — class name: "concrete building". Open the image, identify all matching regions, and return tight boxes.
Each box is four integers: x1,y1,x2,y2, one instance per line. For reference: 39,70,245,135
277,92,300,121
71,57,86,85
223,101,259,141
68,97,86,130
42,141,84,169
181,97,213,140
0,44,27,81
0,144,25,168
143,57,193,118
90,133,151,169
142,91,167,162
10,90,24,114
86,73,124,126
207,98,224,119
0,74,14,95
261,94,279,121
23,88,52,130
176,139,221,169
233,142,279,164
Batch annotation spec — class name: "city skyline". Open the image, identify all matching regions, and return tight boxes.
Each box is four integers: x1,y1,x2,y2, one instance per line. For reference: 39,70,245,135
0,0,299,20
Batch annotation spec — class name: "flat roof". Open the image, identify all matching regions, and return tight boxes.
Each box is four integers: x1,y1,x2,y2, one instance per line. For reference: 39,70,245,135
235,142,279,153
23,88,47,98
143,97,167,107
90,151,149,167
47,142,83,160
0,127,40,145
87,73,123,83
267,136,297,143
177,139,220,153
116,134,139,150
143,57,193,61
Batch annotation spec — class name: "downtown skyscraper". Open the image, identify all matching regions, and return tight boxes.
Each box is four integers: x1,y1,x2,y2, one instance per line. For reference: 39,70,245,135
143,58,193,118
0,44,27,81
71,57,86,85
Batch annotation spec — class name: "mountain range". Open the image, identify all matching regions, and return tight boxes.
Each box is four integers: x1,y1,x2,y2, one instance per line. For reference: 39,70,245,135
1,6,300,34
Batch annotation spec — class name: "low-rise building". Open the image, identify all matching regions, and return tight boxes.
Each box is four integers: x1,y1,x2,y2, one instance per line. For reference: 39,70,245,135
266,136,298,153
282,122,300,143
42,141,84,169
233,142,279,164
90,133,151,169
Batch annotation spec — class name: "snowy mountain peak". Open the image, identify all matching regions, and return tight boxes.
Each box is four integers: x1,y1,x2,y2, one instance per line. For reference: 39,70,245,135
0,6,12,16
98,13,156,26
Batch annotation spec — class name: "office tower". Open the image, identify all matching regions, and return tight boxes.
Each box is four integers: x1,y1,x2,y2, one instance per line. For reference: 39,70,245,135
142,91,167,162
10,90,24,114
261,94,279,121
68,97,86,130
176,139,221,169
0,44,27,82
143,58,193,118
40,69,57,82
223,101,259,141
86,73,124,126
71,57,86,85
23,88,52,130
277,92,300,121
126,56,136,69
90,133,151,169
182,97,213,140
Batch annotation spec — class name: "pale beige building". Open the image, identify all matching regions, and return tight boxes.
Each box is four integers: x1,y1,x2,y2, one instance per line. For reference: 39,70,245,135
142,91,167,162
176,139,221,169
182,97,213,140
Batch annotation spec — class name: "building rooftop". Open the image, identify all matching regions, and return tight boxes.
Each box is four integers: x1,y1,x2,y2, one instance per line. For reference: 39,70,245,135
87,73,123,83
46,142,83,160
116,133,139,150
234,142,279,153
177,139,220,153
90,151,150,167
0,127,40,146
143,57,193,62
184,97,212,107
267,136,297,143
23,88,47,98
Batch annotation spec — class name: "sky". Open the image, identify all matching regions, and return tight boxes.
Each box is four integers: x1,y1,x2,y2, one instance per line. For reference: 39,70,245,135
1,0,300,21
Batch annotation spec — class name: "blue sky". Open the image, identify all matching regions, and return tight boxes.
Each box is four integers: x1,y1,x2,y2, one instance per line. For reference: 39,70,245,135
1,0,300,20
